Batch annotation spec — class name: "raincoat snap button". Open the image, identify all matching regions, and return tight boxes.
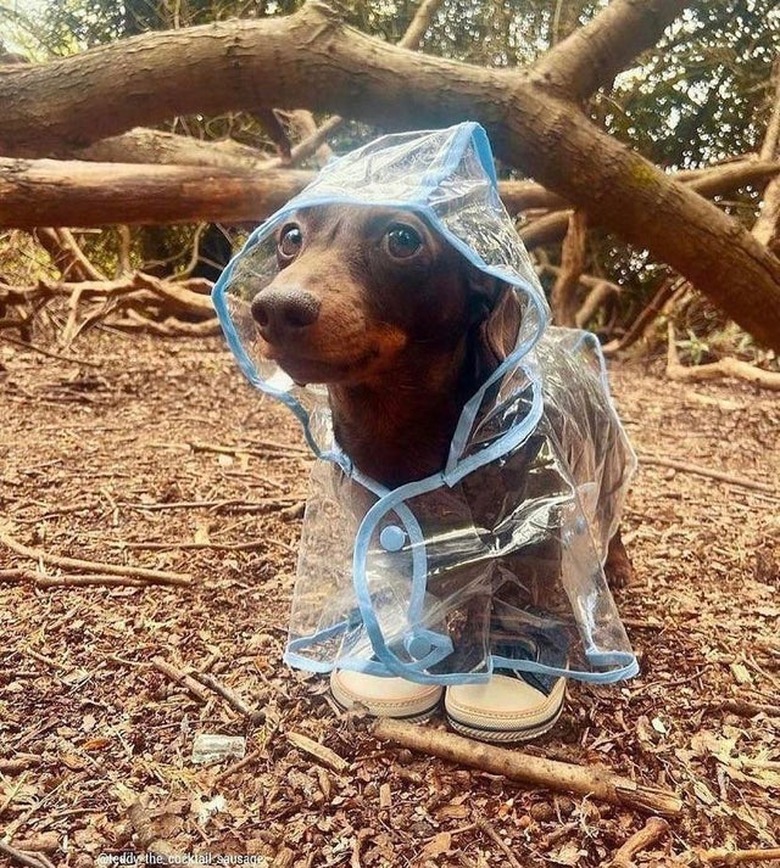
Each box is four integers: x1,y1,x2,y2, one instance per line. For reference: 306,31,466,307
406,636,433,660
379,525,406,552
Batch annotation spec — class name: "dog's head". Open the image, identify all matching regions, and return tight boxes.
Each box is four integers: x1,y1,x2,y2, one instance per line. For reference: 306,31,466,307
249,204,522,388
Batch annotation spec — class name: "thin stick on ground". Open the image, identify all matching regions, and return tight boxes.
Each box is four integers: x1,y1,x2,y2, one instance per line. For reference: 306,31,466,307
0,756,42,774
638,454,776,495
373,719,684,816
602,276,684,356
192,671,265,723
287,731,350,774
475,816,527,868
0,525,192,585
698,848,780,865
190,440,310,457
33,573,150,588
717,698,780,718
214,748,265,784
605,817,670,867
0,331,103,367
0,840,50,868
151,657,211,704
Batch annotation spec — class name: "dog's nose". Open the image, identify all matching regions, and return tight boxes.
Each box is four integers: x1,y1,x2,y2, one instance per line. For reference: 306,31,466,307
251,288,321,341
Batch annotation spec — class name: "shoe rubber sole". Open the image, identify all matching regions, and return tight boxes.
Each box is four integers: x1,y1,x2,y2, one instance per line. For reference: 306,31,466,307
329,670,442,722
444,675,566,743
445,698,564,743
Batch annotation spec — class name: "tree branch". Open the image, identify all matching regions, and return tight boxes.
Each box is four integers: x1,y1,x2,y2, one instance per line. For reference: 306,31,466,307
6,159,772,232
1,4,779,347
0,158,312,226
551,210,588,326
531,0,689,101
753,61,780,251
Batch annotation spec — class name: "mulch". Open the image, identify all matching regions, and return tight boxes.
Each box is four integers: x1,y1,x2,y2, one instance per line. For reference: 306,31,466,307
1,328,778,867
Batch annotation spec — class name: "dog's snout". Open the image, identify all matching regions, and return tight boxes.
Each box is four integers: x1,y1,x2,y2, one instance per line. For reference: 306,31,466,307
251,288,321,341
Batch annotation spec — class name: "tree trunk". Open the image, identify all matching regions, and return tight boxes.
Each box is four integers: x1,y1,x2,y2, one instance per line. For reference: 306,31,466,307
1,1,779,348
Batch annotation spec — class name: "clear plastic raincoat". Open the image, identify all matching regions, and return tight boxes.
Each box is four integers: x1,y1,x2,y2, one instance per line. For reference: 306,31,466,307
212,122,639,686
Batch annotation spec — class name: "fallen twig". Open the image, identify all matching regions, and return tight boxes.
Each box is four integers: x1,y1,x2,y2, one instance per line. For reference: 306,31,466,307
114,539,268,552
602,276,684,356
475,816,525,868
604,817,670,867
717,698,780,718
4,568,148,588
0,840,50,868
667,322,780,391
287,731,350,773
107,312,221,336
117,495,302,511
0,525,192,585
0,332,102,367
191,671,265,723
190,440,310,458
214,748,265,784
697,848,780,865
638,454,776,495
151,657,211,704
33,573,149,588
0,755,42,774
373,719,683,816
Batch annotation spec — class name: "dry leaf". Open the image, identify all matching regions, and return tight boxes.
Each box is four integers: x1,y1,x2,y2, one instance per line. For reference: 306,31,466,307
422,832,452,859
549,842,586,865
83,736,111,751
650,716,668,735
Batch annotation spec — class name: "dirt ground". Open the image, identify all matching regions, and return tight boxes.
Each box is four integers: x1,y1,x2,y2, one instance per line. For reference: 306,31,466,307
1,327,778,868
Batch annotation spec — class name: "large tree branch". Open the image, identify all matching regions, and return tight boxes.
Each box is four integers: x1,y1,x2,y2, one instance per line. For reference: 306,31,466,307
531,0,689,100
0,159,312,225
73,127,275,170
3,158,776,231
1,2,779,348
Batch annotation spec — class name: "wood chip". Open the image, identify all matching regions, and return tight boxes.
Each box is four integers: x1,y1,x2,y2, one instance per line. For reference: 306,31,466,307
286,731,349,773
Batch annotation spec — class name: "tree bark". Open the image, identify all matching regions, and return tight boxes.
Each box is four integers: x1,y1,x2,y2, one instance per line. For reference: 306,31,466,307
4,158,774,234
0,159,312,226
1,1,779,348
551,210,588,326
752,63,780,253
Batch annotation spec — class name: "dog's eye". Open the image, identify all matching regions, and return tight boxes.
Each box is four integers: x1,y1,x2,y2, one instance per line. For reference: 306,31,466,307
385,224,422,259
278,225,303,259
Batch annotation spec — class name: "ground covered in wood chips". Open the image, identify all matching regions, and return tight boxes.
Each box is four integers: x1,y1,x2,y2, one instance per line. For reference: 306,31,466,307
1,328,778,868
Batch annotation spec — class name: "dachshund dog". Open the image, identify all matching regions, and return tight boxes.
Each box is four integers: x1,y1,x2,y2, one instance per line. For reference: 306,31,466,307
250,203,633,585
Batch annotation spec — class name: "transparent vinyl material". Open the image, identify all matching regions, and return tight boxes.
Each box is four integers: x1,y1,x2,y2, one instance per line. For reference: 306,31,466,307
212,122,639,685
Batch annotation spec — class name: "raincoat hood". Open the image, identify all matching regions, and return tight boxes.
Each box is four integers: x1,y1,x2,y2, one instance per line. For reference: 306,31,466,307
212,122,639,686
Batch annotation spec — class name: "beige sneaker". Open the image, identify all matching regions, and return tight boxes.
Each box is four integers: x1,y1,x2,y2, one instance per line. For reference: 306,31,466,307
444,673,565,743
330,669,443,721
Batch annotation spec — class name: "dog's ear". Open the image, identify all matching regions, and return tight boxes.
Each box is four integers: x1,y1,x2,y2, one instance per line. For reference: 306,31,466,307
468,269,523,377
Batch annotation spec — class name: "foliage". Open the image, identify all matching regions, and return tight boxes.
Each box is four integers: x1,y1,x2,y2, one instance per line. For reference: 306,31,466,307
6,0,779,351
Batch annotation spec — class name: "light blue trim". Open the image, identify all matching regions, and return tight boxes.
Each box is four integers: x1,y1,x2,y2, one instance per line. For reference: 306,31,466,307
491,652,639,684
351,470,444,682
444,368,544,487
350,465,430,623
285,642,638,684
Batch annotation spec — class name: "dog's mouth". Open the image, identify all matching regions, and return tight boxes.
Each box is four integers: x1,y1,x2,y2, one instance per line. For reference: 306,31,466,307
263,345,378,385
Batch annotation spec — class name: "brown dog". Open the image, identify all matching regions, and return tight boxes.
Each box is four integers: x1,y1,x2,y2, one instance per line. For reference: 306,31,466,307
251,203,633,584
